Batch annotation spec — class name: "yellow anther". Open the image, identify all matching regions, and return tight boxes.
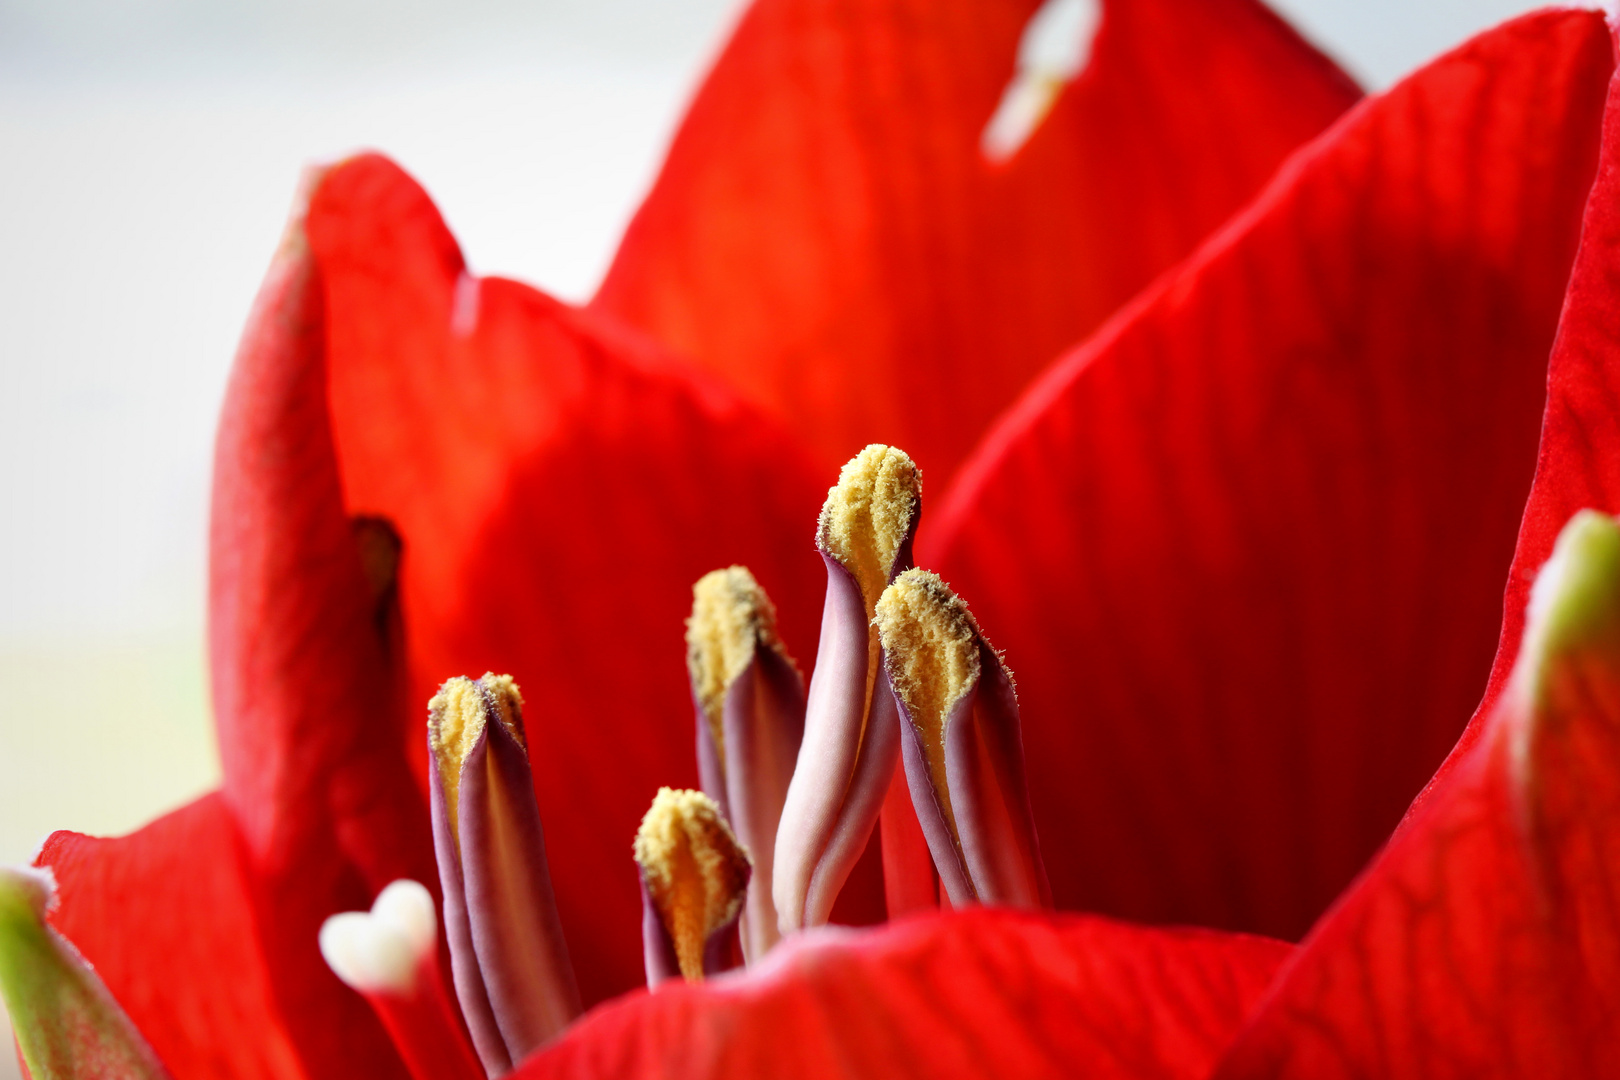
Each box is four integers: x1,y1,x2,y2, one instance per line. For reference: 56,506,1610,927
633,788,752,982
874,570,985,845
816,445,920,616
428,673,525,838
686,567,789,769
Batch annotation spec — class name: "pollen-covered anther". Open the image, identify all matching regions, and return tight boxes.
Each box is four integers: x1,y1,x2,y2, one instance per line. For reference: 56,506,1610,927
817,444,921,613
875,569,1049,909
635,788,753,982
428,673,524,838
685,567,805,963
875,569,983,846
426,672,578,1068
773,444,922,933
687,566,792,768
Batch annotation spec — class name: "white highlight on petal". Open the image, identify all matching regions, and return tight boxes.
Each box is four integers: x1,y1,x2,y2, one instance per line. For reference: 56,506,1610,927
319,879,438,996
981,0,1102,163
450,271,481,338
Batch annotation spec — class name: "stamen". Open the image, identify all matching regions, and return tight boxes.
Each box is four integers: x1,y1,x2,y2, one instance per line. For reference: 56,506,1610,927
686,567,805,962
427,674,578,1072
981,0,1102,163
0,865,173,1080
687,566,790,774
816,445,921,612
429,673,524,841
319,881,484,1080
634,788,752,984
875,570,982,848
776,445,925,932
875,570,1049,909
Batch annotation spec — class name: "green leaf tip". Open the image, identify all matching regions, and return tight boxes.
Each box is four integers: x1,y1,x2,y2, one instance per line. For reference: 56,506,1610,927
1519,509,1620,709
0,865,172,1080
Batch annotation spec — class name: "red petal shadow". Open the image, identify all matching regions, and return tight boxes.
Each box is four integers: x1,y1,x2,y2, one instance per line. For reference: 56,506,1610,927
594,0,1360,483
922,10,1613,940
519,909,1291,1080
1213,544,1620,1077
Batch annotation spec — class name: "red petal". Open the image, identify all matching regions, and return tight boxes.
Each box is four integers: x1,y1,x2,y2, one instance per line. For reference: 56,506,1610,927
35,795,308,1080
922,11,1612,939
305,156,851,1005
518,910,1291,1080
208,182,438,1079
1212,510,1620,1077
1211,38,1620,1078
1447,20,1620,759
593,0,1360,482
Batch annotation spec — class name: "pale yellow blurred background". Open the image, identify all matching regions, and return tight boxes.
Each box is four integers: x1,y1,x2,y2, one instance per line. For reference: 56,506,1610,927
0,0,1562,1073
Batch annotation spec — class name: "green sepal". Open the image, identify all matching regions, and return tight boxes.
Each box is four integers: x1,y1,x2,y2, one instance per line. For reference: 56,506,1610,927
0,866,171,1080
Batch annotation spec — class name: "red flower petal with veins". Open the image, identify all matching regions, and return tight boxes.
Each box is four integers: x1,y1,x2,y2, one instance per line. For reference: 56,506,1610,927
1452,16,1620,750
923,9,1612,941
1211,39,1620,1077
38,798,305,1080
29,7,1620,1080
305,156,864,1005
594,0,1360,481
1210,524,1620,1075
518,909,1291,1080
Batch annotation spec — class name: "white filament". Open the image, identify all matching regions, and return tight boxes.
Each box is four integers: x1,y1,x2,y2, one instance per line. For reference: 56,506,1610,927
318,879,438,995
981,0,1102,163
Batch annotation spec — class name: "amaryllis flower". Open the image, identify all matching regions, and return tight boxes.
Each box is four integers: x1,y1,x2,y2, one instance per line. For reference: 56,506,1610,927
7,0,1620,1078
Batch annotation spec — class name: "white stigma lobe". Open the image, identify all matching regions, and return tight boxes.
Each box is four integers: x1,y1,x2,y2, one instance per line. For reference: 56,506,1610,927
319,879,438,995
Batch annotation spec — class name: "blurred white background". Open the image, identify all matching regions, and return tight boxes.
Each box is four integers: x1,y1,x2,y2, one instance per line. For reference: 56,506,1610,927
0,0,1567,1071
